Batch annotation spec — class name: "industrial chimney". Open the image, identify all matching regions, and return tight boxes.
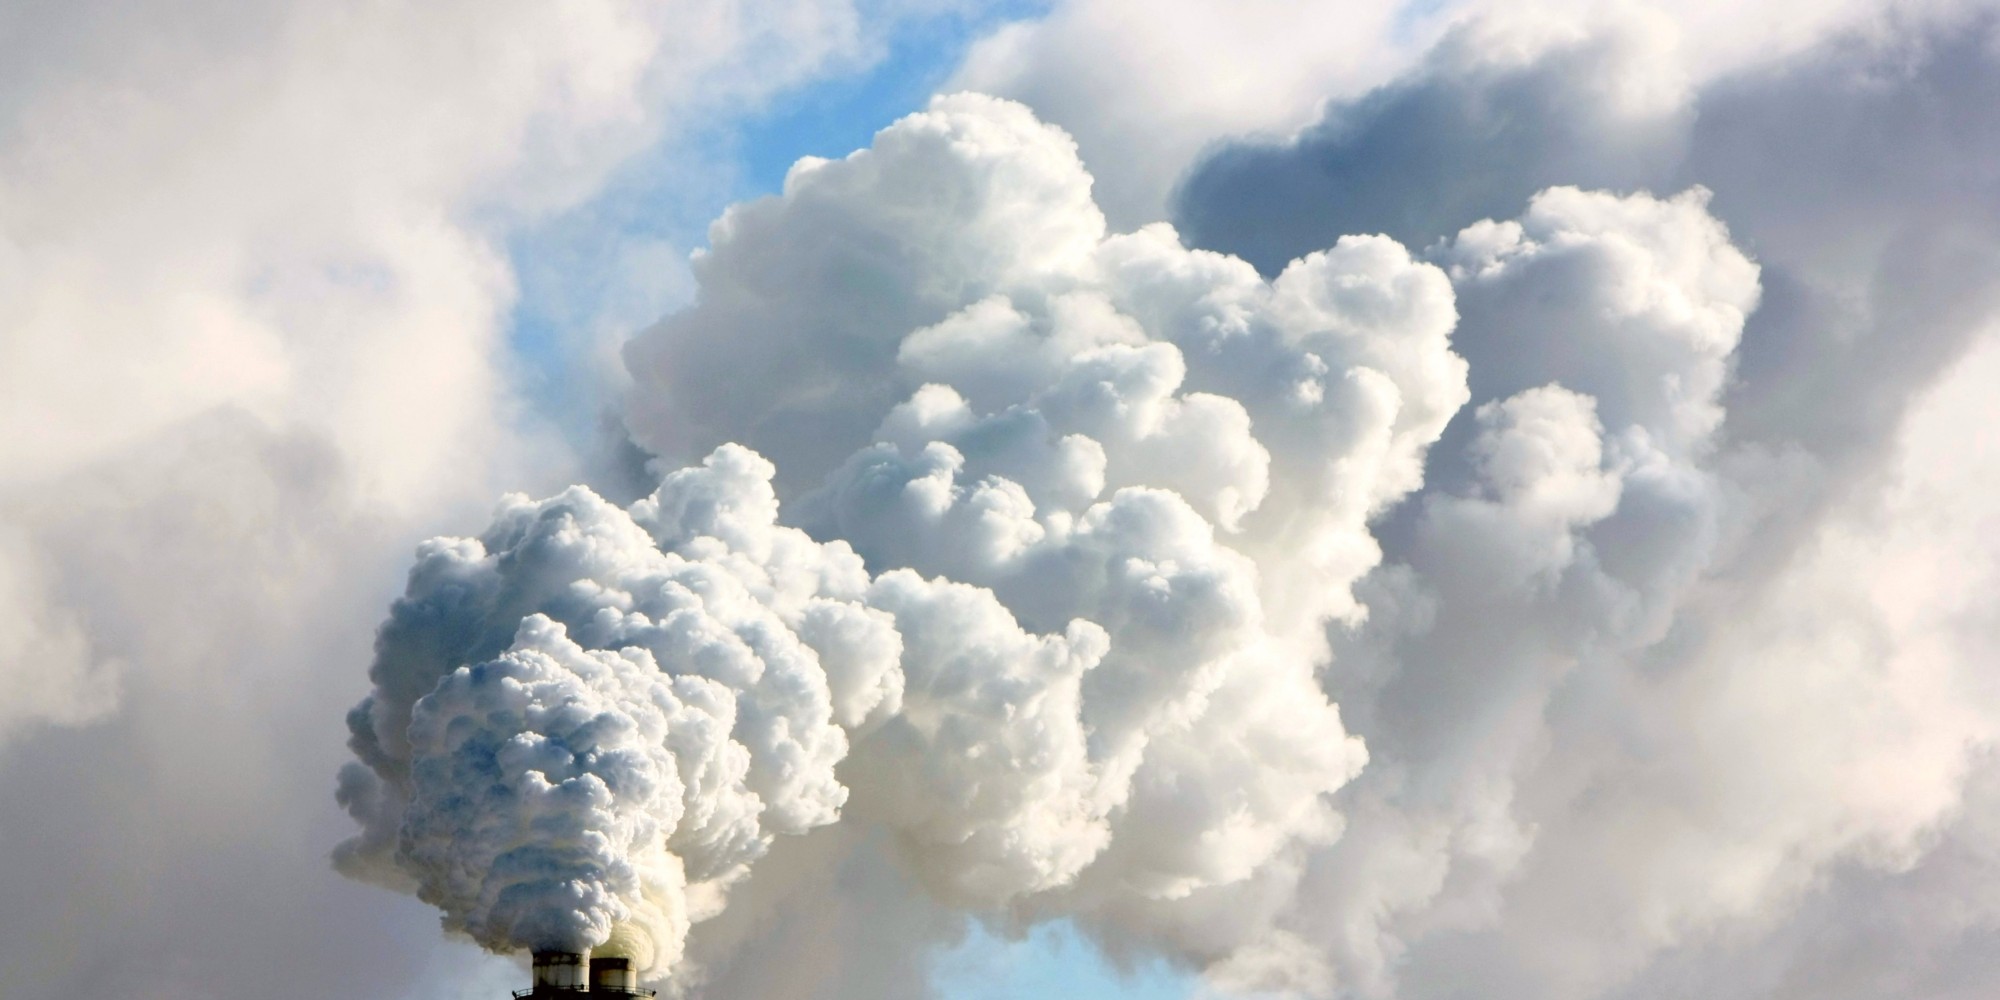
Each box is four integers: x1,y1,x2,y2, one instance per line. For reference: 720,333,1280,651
590,957,639,993
526,951,588,996
513,950,655,997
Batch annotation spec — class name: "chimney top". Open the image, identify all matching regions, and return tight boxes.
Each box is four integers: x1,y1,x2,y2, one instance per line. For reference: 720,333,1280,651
513,950,656,998
590,956,641,995
529,951,588,993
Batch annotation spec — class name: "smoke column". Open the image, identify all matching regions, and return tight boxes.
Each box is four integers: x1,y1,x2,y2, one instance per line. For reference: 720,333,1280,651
335,91,1800,994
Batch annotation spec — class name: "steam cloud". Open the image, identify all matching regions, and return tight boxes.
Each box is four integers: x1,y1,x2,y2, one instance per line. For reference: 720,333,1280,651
339,92,1466,973
4,0,1991,998
335,77,1986,998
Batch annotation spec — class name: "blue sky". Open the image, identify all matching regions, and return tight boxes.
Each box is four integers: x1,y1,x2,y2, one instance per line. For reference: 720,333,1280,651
504,1,1050,445
935,921,1192,1000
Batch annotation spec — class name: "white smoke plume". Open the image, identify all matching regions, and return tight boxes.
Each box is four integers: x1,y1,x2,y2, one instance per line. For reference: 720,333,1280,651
0,1,1006,997
336,81,1902,998
340,462,866,968
340,91,1468,977
336,24,2000,994
12,1,1991,998
1161,8,2000,998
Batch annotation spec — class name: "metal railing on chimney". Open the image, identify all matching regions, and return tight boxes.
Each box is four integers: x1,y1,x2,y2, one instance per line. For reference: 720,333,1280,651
513,989,657,998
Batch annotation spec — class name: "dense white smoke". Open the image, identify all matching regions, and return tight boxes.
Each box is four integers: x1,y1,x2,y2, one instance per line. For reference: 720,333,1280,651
334,14,2000,991
1162,9,2000,999
0,1,1001,997
12,1,1991,999
340,91,1473,975
339,461,868,967
337,88,1857,997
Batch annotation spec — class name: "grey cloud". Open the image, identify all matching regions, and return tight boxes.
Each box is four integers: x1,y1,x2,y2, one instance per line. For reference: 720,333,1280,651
1172,8,2000,1000
1178,9,2000,478
1174,17,1688,269
1609,752,2000,1000
0,412,475,999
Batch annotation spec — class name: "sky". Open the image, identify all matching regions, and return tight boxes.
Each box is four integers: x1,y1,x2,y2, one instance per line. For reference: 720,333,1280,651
3,2,2000,1000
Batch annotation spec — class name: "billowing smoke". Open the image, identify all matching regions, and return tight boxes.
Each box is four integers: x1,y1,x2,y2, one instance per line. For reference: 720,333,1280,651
337,462,865,968
335,71,1993,999
338,91,1468,976
1163,9,2000,999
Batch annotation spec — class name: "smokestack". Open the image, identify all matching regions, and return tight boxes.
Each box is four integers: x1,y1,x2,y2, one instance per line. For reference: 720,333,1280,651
516,950,655,997
590,956,640,994
530,951,588,994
